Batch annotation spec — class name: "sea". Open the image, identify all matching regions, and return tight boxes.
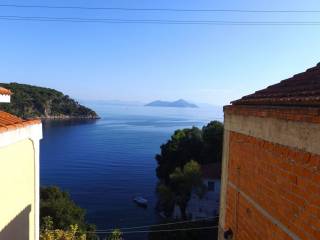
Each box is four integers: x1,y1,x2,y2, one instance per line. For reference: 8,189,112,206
40,103,223,239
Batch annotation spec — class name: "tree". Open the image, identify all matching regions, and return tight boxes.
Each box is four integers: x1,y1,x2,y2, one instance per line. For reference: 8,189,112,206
156,127,203,183
156,184,175,217
40,216,86,240
0,82,98,119
40,186,97,240
155,122,223,183
155,121,223,217
201,121,224,164
107,229,123,240
169,160,204,219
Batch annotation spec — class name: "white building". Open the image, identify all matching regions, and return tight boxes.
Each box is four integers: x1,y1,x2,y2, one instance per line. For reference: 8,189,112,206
0,87,42,240
173,163,221,220
0,87,11,102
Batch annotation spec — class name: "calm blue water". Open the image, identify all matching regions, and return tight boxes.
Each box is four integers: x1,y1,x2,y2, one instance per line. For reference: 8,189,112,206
40,104,222,239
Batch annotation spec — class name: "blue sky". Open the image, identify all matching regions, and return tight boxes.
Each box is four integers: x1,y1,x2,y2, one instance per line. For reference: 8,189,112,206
0,0,320,105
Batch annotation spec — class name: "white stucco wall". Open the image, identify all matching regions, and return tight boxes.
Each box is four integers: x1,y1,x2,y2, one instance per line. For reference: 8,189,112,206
0,94,10,103
0,123,42,240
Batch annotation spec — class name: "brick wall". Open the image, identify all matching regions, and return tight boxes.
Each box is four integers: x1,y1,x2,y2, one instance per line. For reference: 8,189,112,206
219,107,320,240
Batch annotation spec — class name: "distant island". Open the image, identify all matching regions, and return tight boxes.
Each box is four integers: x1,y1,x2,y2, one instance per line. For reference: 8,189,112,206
145,99,198,108
0,82,99,119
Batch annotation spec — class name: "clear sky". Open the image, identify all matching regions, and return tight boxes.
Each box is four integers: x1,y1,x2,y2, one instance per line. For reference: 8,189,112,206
0,0,320,105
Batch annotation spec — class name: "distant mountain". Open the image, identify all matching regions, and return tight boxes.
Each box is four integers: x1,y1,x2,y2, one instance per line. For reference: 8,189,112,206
0,82,99,119
145,99,198,108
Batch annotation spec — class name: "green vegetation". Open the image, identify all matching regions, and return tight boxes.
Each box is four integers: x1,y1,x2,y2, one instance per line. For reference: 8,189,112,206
158,160,204,219
40,186,97,240
40,216,86,240
155,121,223,217
108,229,123,240
0,82,98,119
156,121,223,183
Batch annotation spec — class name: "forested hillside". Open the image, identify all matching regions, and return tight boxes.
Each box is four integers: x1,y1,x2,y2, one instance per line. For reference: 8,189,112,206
0,83,98,119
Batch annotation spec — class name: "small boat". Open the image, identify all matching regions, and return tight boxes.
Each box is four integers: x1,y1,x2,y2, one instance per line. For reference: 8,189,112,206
133,196,148,207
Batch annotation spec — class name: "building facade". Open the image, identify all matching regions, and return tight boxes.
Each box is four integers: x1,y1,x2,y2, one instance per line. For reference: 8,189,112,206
0,88,42,240
0,87,11,102
219,64,320,240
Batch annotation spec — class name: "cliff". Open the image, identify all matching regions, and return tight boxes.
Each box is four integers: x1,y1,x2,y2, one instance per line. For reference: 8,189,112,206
0,83,99,119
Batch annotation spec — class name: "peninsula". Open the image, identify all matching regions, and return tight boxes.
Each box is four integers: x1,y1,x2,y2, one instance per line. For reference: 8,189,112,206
0,82,99,119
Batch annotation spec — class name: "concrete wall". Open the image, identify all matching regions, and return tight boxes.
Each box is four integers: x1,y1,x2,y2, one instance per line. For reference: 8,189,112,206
219,106,320,240
0,139,36,240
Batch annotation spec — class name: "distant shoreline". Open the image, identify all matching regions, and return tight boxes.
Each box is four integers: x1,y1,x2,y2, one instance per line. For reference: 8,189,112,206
39,115,100,120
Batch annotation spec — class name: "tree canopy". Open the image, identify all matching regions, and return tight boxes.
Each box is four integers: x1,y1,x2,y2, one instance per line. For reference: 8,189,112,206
155,121,223,217
155,121,223,183
201,121,224,164
40,216,86,240
170,160,204,219
40,186,97,240
107,229,123,240
0,82,98,119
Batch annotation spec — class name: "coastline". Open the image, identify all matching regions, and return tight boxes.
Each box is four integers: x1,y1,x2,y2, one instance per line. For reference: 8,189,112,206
35,115,100,121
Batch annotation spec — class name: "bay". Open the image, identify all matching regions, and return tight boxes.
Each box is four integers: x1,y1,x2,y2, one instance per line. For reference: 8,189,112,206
40,103,222,239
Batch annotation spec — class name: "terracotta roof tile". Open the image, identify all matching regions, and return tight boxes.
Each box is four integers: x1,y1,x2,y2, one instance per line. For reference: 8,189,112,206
232,63,320,107
0,87,12,95
0,111,41,133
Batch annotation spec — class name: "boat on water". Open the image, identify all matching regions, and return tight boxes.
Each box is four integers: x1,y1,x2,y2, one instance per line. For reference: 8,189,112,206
133,196,148,207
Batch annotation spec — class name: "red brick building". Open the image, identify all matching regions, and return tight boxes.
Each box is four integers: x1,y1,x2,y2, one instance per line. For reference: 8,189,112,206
218,64,320,240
